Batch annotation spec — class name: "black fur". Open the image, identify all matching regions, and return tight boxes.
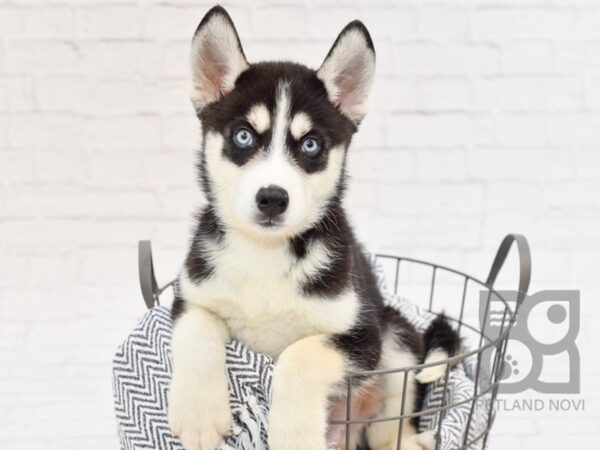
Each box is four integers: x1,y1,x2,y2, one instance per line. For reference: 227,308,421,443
331,247,387,372
185,206,224,283
171,296,186,322
291,202,352,298
423,313,461,358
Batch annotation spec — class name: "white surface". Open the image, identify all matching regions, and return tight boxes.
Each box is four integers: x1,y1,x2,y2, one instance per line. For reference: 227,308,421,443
0,1,599,449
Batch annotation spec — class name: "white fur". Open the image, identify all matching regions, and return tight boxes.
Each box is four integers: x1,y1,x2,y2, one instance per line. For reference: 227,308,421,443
317,28,375,123
272,81,291,151
203,82,347,240
366,333,435,450
168,304,232,450
190,13,248,110
290,111,313,139
246,103,270,133
268,335,347,450
415,349,449,384
179,233,359,357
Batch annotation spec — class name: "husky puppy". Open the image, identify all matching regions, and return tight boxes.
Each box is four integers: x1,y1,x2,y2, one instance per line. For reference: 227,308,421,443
169,6,459,450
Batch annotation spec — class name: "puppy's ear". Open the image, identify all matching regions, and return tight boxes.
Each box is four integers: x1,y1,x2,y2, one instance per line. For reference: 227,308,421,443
317,21,375,124
190,6,249,111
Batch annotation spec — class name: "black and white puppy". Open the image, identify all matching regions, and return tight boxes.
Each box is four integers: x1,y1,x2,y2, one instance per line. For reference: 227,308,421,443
169,6,459,450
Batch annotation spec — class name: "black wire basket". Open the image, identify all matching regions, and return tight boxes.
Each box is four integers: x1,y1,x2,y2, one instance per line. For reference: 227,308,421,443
137,234,531,450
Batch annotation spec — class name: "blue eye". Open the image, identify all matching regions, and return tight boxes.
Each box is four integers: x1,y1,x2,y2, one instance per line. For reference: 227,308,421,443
233,128,254,148
301,137,321,156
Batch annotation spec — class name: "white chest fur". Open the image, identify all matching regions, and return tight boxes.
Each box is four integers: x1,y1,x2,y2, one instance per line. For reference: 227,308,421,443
179,232,359,357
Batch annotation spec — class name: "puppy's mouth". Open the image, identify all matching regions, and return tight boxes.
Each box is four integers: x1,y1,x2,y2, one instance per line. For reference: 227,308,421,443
255,215,284,229
257,219,282,229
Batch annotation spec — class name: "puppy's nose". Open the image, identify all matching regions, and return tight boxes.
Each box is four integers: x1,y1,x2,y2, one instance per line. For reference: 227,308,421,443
256,185,289,218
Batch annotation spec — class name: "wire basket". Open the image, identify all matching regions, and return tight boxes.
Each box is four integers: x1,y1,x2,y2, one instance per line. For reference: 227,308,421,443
136,234,531,450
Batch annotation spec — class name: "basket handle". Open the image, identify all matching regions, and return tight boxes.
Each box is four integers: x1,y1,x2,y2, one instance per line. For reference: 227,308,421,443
138,240,159,309
485,234,531,304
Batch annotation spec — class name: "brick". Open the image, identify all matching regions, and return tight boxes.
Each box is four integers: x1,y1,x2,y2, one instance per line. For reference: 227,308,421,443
371,77,418,112
248,39,327,69
576,8,600,38
5,41,82,74
540,209,600,251
90,78,143,113
3,188,86,219
385,113,474,147
470,8,577,40
0,75,35,112
24,5,74,39
549,112,600,146
359,7,418,41
87,114,162,151
143,153,197,189
345,179,378,208
0,254,28,289
0,6,25,36
80,249,136,286
418,6,468,41
87,152,147,188
352,110,386,147
394,43,500,75
0,114,8,148
308,7,357,39
79,5,139,39
162,112,199,151
468,148,575,180
487,181,543,212
585,74,600,109
161,41,189,77
138,77,191,114
415,148,468,181
36,75,90,112
25,253,81,288
501,41,555,74
0,220,81,250
575,148,600,179
155,187,199,219
252,6,306,39
10,113,90,148
496,113,549,146
378,182,485,216
143,5,206,40
82,41,163,77
473,76,584,112
33,148,86,183
347,148,415,183
545,180,600,209
556,42,600,72
370,215,480,252
419,77,472,110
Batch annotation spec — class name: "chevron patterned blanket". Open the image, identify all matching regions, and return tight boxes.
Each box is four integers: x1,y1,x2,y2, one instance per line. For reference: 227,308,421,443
113,264,490,450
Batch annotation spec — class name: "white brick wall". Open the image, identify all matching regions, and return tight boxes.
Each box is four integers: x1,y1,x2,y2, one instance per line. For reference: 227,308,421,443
1,1,598,448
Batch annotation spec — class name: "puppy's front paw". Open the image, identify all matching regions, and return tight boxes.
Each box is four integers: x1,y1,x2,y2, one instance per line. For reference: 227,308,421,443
168,373,232,450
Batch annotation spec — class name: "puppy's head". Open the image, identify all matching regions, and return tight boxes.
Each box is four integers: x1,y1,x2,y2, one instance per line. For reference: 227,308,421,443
191,6,375,240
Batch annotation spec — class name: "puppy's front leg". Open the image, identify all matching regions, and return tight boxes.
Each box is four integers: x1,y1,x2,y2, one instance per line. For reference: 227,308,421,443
268,334,346,450
169,302,232,450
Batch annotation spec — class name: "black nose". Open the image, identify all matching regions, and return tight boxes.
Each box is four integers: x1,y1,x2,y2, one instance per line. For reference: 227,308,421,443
256,185,289,218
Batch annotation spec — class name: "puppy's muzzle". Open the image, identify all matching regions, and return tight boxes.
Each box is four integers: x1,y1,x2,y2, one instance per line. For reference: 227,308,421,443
256,185,289,222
